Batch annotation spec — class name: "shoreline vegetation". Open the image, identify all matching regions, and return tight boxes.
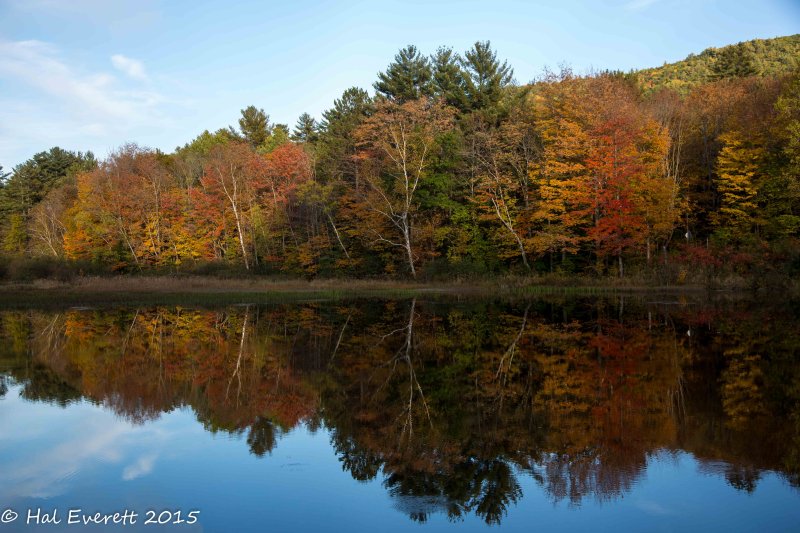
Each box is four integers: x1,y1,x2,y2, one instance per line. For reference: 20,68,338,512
0,270,793,309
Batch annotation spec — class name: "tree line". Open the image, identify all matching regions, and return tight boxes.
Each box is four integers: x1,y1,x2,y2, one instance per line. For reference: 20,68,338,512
1,40,799,280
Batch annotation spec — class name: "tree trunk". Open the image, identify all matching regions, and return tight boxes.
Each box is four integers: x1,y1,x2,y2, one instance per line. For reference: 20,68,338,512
231,205,250,271
403,220,416,278
514,233,531,271
326,212,350,259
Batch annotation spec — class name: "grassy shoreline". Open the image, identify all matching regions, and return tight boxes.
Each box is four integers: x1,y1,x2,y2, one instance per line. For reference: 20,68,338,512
0,274,752,308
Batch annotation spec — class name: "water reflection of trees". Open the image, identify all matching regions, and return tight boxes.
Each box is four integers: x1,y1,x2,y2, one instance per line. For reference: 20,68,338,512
1,297,799,523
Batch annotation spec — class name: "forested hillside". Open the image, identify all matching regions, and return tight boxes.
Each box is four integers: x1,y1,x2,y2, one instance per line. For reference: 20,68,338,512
635,34,800,92
1,38,799,283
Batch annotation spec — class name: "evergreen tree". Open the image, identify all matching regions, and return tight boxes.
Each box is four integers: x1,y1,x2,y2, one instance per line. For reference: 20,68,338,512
431,47,469,111
769,72,800,236
320,87,372,135
776,72,800,172
0,147,95,217
292,113,319,143
2,213,27,255
238,105,271,148
374,45,433,102
318,87,373,183
461,41,514,112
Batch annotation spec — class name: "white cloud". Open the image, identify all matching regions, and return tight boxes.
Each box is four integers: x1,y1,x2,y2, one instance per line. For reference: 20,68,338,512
0,416,133,499
0,389,173,500
122,454,158,481
111,54,148,81
0,40,163,122
0,39,178,165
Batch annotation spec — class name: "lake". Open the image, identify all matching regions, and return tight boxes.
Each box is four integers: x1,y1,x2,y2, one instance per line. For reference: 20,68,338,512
1,295,799,531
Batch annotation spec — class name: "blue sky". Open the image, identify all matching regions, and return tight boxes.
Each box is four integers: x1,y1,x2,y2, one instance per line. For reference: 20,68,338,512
0,0,798,168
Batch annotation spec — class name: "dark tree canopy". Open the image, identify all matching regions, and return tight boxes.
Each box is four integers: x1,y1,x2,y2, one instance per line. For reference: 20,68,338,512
0,147,95,216
431,46,469,111
374,45,434,102
320,87,372,135
247,417,280,457
238,105,271,148
462,40,514,111
292,112,319,143
318,87,373,183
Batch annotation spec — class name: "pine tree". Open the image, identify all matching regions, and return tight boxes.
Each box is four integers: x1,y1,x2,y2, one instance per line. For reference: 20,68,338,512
0,148,95,217
321,87,372,132
431,47,468,111
776,72,800,172
3,213,27,255
462,41,514,112
238,106,271,148
292,113,319,143
374,45,433,102
318,87,373,184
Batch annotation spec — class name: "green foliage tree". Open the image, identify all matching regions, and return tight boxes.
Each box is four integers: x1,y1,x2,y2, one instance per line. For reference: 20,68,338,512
768,72,800,236
0,147,95,217
238,105,271,148
374,45,433,102
461,41,514,113
321,87,372,132
292,113,319,143
431,47,469,111
318,87,373,184
260,124,290,154
0,148,95,254
3,214,27,255
173,129,239,189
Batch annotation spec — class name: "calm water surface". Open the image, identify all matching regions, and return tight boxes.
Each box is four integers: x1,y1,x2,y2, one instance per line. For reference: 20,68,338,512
1,296,799,532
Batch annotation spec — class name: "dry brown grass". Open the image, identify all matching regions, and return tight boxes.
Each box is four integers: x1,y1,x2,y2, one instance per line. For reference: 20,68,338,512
19,275,444,293
0,274,755,309
0,273,711,297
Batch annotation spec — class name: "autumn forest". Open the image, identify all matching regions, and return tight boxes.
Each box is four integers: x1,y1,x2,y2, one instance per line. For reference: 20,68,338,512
2,36,800,282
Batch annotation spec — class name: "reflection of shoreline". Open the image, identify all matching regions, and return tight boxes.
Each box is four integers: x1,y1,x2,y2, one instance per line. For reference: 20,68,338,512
0,383,169,502
1,297,799,523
